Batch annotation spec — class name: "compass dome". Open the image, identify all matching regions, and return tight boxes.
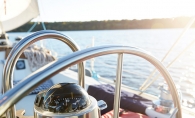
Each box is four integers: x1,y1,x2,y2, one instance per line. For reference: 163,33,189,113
35,83,90,113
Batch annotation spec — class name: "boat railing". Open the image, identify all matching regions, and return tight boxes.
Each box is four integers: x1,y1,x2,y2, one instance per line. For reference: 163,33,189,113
139,38,195,93
0,45,182,118
139,17,195,94
2,30,85,118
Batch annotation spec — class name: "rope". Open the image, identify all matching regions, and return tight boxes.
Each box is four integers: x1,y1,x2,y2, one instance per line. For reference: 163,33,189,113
24,44,56,72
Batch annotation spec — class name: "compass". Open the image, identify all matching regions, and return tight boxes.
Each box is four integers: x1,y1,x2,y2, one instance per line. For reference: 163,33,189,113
35,83,90,113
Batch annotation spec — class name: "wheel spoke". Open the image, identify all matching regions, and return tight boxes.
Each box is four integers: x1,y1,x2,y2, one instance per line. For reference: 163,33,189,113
113,53,124,118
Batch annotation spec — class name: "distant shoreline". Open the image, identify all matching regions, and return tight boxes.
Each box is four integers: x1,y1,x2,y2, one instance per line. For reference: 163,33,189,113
10,17,195,32
9,28,195,33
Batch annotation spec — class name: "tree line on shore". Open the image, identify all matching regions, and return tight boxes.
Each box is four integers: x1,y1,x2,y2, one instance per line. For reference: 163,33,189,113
11,17,195,32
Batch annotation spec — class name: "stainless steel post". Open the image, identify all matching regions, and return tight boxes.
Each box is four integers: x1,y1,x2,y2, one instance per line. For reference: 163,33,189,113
0,45,182,118
2,30,85,117
113,53,123,118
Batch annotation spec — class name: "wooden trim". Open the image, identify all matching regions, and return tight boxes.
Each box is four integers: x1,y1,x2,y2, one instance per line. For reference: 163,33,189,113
0,47,26,59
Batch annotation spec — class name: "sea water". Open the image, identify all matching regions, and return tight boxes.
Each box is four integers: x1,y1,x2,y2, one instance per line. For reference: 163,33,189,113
8,29,195,108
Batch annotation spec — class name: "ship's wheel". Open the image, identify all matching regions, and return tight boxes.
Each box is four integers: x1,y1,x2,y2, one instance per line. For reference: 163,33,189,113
0,30,182,118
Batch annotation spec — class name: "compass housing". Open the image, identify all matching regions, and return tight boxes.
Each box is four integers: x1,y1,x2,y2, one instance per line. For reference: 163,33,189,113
34,83,101,118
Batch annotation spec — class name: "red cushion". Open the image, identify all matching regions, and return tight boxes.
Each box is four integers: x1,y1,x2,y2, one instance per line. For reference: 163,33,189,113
102,109,149,118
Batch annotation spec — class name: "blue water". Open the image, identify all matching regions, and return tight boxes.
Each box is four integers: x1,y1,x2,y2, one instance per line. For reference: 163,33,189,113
8,29,195,108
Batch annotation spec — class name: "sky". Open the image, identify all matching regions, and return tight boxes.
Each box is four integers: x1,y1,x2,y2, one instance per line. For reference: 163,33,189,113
35,0,195,22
